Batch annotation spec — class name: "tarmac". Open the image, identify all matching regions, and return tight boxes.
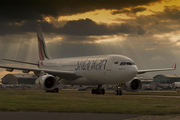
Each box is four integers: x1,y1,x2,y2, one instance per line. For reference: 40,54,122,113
0,112,180,120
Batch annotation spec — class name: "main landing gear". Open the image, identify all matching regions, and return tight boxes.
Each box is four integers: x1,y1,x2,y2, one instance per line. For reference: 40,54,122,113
91,85,105,95
45,88,59,93
115,83,122,95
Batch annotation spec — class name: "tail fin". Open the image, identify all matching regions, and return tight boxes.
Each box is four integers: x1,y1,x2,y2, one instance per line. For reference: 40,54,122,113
37,24,51,60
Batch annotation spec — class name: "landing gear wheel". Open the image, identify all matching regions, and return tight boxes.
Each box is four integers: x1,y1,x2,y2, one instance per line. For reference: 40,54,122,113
115,89,122,95
115,90,118,95
101,89,105,95
54,88,59,93
95,89,99,94
91,89,96,94
91,85,105,95
119,89,122,95
115,83,123,95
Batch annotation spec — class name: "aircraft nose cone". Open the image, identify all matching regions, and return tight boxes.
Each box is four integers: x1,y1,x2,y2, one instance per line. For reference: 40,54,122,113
129,66,138,77
122,66,138,83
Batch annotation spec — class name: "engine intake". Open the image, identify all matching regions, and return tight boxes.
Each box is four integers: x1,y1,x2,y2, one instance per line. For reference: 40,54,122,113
45,76,55,88
35,75,57,90
124,78,142,92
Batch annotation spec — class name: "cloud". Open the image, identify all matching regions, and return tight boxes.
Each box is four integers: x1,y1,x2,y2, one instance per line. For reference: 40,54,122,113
111,7,147,15
119,5,180,37
156,5,180,20
0,0,162,22
150,55,164,61
58,18,146,36
0,18,146,37
0,21,56,36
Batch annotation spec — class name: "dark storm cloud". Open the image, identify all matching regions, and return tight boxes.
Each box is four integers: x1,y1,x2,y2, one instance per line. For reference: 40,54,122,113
156,5,180,20
111,7,147,15
0,21,56,36
58,18,146,36
111,5,180,36
0,0,162,22
0,18,146,36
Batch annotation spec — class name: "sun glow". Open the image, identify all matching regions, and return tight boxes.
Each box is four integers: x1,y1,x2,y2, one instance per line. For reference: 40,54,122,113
58,9,132,24
137,0,180,16
153,31,180,46
88,35,127,44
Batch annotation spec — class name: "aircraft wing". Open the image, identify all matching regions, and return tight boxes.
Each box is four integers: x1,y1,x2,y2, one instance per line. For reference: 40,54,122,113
0,65,83,80
2,58,38,66
137,64,176,74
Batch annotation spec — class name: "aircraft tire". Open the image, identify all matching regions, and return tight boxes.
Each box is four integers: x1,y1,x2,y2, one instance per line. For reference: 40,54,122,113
95,89,99,94
101,89,105,95
91,89,96,94
115,89,122,95
119,89,122,95
115,90,119,95
55,88,59,93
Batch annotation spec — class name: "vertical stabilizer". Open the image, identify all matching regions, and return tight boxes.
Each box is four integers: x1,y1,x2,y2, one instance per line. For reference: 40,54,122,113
37,24,51,60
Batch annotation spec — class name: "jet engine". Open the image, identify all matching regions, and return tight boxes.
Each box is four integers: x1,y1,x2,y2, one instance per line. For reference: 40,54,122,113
124,78,142,92
35,75,58,91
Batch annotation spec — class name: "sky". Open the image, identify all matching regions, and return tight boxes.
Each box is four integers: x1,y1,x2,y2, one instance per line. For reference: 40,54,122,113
0,0,180,79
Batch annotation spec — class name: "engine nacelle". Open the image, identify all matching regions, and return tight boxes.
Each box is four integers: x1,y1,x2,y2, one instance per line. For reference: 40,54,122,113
35,75,58,90
124,78,142,92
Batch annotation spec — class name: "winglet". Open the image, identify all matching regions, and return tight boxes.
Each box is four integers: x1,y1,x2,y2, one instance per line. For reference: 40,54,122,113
173,63,176,69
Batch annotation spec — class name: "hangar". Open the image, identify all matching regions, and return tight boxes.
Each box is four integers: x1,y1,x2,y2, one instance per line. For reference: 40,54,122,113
1,74,37,85
153,74,180,84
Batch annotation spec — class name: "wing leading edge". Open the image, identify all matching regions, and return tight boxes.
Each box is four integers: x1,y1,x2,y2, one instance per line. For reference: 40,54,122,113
0,65,82,80
2,59,38,66
137,64,176,74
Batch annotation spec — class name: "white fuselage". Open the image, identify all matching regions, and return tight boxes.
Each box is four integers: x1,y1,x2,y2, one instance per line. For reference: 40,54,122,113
39,54,138,85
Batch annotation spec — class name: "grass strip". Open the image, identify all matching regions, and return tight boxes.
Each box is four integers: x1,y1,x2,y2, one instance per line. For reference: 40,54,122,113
0,90,180,114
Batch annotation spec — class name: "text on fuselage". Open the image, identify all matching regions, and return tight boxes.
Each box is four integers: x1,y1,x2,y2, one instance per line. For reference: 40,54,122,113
75,60,107,70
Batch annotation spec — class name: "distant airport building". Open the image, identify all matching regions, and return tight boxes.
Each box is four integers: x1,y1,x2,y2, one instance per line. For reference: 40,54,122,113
1,74,37,85
153,74,180,89
153,74,180,84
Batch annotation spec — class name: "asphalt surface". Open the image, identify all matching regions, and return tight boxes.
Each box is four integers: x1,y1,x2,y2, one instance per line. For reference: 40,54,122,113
0,112,180,120
0,112,139,120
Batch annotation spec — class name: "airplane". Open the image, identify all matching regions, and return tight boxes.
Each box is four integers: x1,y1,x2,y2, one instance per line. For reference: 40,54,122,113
0,24,176,95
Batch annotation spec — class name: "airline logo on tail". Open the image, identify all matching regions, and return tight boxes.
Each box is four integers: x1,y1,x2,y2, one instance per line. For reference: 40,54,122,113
37,24,51,63
37,36,50,60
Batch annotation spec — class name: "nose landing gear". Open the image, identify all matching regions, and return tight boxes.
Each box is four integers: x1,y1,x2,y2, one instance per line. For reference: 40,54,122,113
115,83,123,95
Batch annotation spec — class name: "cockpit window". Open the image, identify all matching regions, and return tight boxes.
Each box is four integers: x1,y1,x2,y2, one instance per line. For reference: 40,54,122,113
126,62,132,65
131,62,135,65
120,62,135,65
120,62,124,65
